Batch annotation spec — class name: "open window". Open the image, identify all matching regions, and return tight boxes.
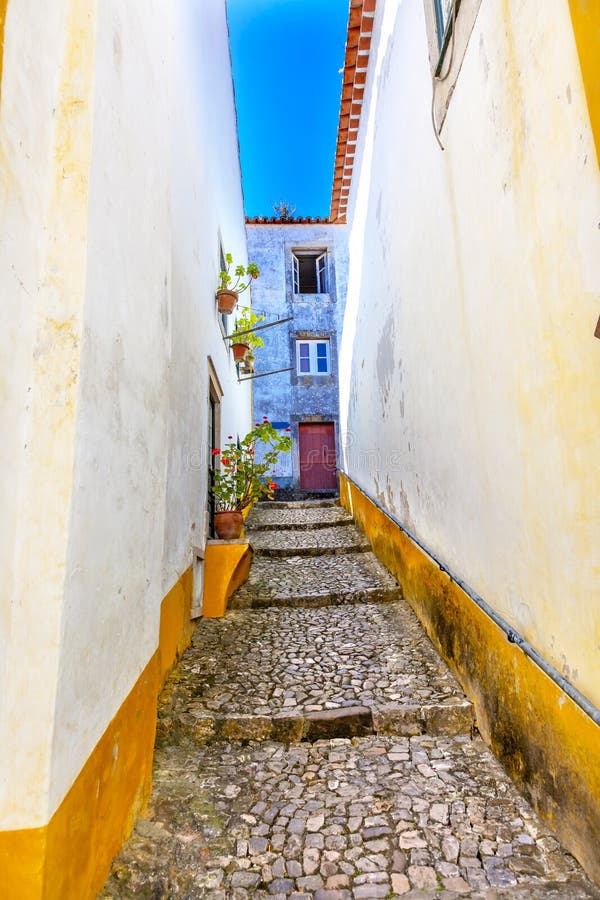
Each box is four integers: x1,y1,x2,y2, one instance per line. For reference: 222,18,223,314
292,250,328,294
424,0,483,129
433,0,455,58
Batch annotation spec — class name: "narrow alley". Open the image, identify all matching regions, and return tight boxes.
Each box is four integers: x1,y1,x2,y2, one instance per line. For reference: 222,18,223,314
101,502,599,899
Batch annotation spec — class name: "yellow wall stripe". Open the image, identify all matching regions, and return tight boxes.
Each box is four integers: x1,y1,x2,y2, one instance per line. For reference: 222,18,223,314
0,566,194,899
569,0,600,164
0,0,8,102
340,474,600,884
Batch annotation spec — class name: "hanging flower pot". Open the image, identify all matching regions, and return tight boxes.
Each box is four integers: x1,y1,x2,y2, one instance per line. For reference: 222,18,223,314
231,341,250,362
216,254,260,314
213,511,244,540
216,288,239,314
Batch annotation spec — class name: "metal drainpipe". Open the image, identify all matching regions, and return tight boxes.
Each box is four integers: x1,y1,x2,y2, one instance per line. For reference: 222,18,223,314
340,470,600,728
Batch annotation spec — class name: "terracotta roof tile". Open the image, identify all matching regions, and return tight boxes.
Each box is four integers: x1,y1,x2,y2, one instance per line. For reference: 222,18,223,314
330,0,376,223
245,216,332,225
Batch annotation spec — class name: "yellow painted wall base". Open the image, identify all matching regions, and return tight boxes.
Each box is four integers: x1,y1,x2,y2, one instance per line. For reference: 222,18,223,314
202,540,252,618
158,566,194,686
569,0,600,165
340,474,600,884
0,567,195,899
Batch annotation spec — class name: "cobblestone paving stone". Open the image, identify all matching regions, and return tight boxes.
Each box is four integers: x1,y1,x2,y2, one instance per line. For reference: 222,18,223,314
157,603,472,743
101,735,599,899
230,554,400,609
249,526,371,557
101,501,600,899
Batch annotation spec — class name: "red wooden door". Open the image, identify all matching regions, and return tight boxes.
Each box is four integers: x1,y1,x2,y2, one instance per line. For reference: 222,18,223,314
299,423,337,490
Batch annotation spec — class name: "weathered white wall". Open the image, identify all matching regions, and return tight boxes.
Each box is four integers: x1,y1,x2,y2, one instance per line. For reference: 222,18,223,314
340,0,600,706
0,0,249,828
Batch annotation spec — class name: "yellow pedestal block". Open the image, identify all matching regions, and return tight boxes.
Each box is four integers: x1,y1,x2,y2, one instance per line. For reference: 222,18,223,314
202,540,252,618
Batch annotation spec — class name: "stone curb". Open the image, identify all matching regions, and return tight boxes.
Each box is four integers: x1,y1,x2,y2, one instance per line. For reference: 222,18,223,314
229,586,402,610
250,542,371,558
157,699,475,747
247,517,354,533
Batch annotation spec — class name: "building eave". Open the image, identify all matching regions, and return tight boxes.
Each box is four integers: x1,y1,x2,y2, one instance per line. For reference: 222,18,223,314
329,0,376,224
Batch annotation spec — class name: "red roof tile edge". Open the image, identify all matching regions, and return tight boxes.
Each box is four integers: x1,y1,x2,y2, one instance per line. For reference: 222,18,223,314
329,0,376,224
245,216,332,225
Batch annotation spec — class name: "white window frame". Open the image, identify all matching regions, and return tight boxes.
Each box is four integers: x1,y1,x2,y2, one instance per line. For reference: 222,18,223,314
296,339,331,376
424,0,483,129
292,251,329,294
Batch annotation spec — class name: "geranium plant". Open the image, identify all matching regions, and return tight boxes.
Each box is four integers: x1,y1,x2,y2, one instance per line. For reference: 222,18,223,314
230,310,266,350
218,254,260,295
211,420,292,512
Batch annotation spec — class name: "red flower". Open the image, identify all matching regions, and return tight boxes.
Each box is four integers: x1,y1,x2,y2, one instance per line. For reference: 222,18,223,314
255,423,261,426
212,448,221,455
285,428,291,432
263,416,268,420
228,435,233,439
221,457,231,466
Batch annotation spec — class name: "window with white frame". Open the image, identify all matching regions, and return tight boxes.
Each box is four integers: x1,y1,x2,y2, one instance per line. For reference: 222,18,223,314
292,250,328,294
296,339,330,375
434,0,455,54
424,0,482,131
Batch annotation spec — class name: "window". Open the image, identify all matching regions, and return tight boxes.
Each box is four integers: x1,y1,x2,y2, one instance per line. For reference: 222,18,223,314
296,340,330,375
292,251,328,294
424,0,482,129
218,243,228,332
434,0,455,52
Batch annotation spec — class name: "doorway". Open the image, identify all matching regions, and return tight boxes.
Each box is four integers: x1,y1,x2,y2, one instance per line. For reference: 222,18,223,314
299,422,337,491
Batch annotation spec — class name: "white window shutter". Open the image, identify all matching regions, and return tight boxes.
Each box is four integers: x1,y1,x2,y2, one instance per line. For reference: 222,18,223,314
316,253,327,292
293,255,300,293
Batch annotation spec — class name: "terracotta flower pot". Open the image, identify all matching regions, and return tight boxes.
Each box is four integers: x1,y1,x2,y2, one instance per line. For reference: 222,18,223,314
213,511,244,540
216,289,238,314
231,342,250,363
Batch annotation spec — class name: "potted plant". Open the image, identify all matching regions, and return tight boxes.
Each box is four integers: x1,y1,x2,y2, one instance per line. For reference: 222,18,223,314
216,253,260,314
211,420,292,539
230,310,265,363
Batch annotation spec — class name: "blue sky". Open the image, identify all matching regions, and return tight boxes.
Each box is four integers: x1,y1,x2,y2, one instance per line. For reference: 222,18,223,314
227,0,349,219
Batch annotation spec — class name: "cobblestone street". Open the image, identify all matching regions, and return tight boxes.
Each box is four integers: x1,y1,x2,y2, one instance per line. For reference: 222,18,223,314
101,502,600,899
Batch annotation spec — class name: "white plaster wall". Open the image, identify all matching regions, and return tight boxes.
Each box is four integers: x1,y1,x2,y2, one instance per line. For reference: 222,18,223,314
340,0,600,706
0,0,250,828
0,0,98,829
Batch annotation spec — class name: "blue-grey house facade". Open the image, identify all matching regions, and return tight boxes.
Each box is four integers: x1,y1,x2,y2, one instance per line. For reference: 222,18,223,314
245,220,349,495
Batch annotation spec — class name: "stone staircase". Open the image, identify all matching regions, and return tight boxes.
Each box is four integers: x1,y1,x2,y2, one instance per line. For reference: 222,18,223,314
101,500,600,899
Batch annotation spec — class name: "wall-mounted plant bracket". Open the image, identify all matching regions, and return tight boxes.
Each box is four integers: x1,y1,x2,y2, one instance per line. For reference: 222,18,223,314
223,315,294,342
238,366,293,383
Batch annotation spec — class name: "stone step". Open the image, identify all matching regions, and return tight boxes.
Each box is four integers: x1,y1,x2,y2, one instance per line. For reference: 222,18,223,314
229,552,400,609
265,498,339,509
102,734,599,899
247,505,353,532
156,602,475,746
249,524,371,558
158,699,475,746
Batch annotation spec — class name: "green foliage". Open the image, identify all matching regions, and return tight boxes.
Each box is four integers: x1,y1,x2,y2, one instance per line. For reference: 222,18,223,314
211,421,292,512
218,253,260,294
230,310,266,349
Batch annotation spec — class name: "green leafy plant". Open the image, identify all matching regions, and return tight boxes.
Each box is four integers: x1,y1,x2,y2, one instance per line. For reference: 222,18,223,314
218,253,260,294
211,420,292,512
230,310,265,349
